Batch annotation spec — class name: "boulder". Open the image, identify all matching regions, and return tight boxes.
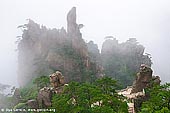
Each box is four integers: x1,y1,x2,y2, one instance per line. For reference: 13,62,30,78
131,64,153,93
26,99,39,109
37,87,53,108
49,71,65,88
118,64,161,113
152,75,161,85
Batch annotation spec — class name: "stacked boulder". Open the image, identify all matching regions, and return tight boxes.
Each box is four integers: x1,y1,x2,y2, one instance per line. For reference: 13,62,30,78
118,64,161,113
131,64,153,93
49,71,65,94
26,71,65,109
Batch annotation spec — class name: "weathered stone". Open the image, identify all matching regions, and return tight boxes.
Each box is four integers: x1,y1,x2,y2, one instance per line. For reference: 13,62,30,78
37,87,53,108
118,64,161,113
131,64,153,93
49,71,65,88
67,7,77,36
49,71,67,94
17,7,98,86
55,85,65,94
26,99,39,109
152,75,161,85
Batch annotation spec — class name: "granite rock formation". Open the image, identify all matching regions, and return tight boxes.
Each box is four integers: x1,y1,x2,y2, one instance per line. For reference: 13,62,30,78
17,7,152,88
151,75,161,85
17,7,99,86
131,64,153,93
26,99,39,109
49,71,65,88
118,64,161,113
37,87,53,108
101,38,152,87
26,87,53,109
27,71,65,108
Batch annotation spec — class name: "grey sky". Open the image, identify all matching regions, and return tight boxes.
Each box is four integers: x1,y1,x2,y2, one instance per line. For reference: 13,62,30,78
1,0,170,86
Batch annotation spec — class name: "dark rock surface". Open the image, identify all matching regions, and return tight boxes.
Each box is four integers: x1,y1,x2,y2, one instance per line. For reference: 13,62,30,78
131,64,153,93
37,87,53,108
26,99,39,109
49,71,65,88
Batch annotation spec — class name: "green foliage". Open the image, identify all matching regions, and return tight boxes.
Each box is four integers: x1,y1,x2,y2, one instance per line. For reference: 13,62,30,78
140,83,170,113
19,75,50,102
18,19,99,85
51,77,128,113
18,19,152,90
19,85,38,102
13,103,27,109
57,43,98,83
2,75,51,111
33,75,50,89
18,77,44,102
95,76,120,94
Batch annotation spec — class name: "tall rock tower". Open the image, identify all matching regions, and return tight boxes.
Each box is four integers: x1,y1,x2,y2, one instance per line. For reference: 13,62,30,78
67,7,88,60
17,7,99,86
67,7,79,38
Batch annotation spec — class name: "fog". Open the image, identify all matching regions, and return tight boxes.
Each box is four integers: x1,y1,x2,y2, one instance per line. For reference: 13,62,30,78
1,0,170,87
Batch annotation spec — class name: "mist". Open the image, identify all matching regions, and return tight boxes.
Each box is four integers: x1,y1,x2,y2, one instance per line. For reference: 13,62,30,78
0,0,170,87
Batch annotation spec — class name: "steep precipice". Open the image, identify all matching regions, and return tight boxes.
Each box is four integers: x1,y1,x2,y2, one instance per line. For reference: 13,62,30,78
17,7,99,86
17,7,152,88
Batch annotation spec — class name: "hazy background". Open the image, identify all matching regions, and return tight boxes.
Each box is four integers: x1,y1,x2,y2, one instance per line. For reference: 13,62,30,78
1,0,170,87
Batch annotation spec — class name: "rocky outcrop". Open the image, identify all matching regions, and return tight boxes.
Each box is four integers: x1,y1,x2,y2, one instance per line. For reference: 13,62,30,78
67,7,88,65
26,99,39,109
67,7,77,36
49,71,65,88
131,64,153,93
49,71,66,94
87,41,101,64
131,64,161,94
25,87,53,109
17,7,151,89
27,71,65,108
151,75,161,85
101,38,152,87
17,7,99,86
118,64,161,113
37,87,53,108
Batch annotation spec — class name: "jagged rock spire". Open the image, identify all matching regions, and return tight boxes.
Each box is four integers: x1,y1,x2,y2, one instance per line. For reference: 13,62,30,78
67,7,77,34
67,7,82,39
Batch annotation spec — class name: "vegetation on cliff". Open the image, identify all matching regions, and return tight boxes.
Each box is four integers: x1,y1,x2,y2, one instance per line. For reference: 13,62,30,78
17,7,152,89
0,75,169,113
101,38,152,87
140,83,170,113
0,6,169,113
17,19,151,88
17,7,99,86
51,77,128,113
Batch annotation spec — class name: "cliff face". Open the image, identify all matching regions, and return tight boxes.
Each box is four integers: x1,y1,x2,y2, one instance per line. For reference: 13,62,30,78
17,7,152,87
17,7,98,86
87,41,101,64
101,38,152,87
